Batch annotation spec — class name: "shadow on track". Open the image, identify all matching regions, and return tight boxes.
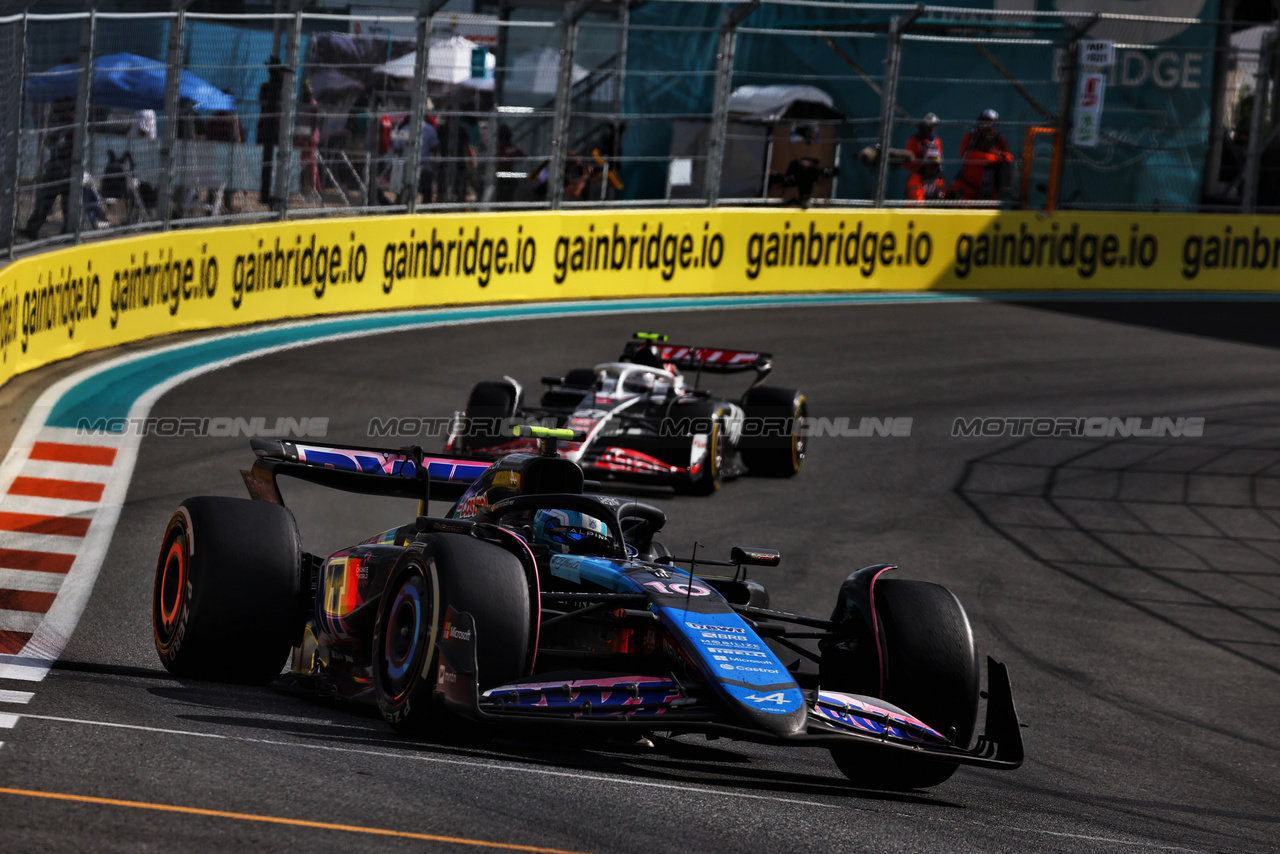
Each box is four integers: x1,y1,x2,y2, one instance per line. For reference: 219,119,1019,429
955,402,1280,684
1012,299,1280,350
146,682,964,805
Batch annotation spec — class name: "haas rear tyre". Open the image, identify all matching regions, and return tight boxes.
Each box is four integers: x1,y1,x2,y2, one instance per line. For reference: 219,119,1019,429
153,497,301,683
740,386,807,477
373,534,531,735
829,579,980,790
461,381,518,450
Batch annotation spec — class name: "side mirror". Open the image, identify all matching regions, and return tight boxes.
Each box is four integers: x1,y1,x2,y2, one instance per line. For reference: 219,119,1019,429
541,375,564,387
731,546,780,567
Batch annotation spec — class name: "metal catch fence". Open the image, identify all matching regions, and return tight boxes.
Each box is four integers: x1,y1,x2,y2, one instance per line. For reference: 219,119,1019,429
0,2,1274,257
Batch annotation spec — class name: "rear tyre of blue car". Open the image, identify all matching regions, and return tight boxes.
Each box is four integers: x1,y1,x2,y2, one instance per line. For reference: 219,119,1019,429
152,497,301,684
829,579,980,790
373,534,530,736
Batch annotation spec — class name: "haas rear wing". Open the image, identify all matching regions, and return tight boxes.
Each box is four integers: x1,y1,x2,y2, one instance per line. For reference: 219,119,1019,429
622,333,773,378
241,439,492,506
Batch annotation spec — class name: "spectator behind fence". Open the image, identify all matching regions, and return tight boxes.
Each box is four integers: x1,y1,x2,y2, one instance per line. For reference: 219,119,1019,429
905,112,941,174
296,82,321,199
495,124,524,203
950,108,1013,202
417,114,439,205
128,109,157,140
906,155,946,202
436,115,476,203
258,55,284,206
205,97,246,214
23,97,76,239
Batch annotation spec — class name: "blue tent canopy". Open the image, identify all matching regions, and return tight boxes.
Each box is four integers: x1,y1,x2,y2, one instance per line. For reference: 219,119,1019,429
25,52,236,112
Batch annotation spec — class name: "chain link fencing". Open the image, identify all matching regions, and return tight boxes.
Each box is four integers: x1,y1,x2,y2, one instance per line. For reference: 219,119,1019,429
1,3,1273,257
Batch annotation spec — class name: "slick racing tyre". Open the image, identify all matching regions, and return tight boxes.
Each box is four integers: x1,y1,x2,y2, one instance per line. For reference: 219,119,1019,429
461,380,519,450
373,534,530,735
740,386,807,477
829,579,980,790
670,402,724,496
153,497,301,683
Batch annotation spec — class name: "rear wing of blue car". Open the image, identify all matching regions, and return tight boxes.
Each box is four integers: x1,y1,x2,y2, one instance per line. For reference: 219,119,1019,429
241,438,492,506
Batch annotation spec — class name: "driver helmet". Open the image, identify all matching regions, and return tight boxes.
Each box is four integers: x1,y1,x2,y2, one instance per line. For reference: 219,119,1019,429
533,509,613,556
622,370,657,394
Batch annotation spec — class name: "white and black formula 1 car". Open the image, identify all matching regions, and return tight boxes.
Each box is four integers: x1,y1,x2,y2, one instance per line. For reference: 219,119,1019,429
153,426,1023,790
443,333,807,494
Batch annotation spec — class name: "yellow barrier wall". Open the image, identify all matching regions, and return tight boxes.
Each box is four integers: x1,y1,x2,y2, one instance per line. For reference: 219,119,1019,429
4,208,1280,387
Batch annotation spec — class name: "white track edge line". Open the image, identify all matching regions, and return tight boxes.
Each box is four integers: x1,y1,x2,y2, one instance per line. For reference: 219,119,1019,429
19,713,837,809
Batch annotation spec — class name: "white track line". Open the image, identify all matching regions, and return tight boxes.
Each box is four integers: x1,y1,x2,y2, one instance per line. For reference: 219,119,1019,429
19,713,838,810
0,611,45,634
0,531,80,555
0,497,99,519
0,570,65,593
994,825,1199,851
0,690,34,704
15,461,114,483
14,712,1212,850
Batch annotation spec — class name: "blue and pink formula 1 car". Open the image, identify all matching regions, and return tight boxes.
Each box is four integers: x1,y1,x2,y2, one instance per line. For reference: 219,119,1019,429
152,427,1022,790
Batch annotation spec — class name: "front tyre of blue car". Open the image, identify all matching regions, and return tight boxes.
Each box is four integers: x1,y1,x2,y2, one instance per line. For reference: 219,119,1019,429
827,578,979,790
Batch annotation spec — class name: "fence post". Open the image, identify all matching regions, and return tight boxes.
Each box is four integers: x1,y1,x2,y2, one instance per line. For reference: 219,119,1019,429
549,0,599,209
158,4,187,229
0,13,26,256
1243,25,1280,214
873,6,920,207
404,2,448,213
69,8,97,243
272,8,303,218
1052,13,1098,211
706,1,759,207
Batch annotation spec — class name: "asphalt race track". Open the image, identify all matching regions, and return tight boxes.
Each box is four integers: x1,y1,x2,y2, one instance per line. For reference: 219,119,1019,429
2,300,1278,852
